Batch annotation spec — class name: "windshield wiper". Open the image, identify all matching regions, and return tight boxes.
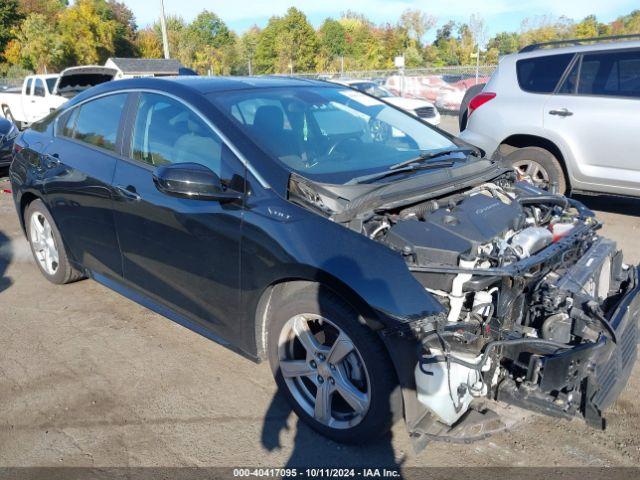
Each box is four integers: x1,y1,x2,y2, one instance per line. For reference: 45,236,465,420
389,147,478,171
345,160,456,185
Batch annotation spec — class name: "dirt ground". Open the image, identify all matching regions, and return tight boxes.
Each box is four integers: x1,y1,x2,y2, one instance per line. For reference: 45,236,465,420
1,118,639,469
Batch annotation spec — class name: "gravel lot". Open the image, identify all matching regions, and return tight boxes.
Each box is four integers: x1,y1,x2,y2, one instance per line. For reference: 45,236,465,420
1,116,639,468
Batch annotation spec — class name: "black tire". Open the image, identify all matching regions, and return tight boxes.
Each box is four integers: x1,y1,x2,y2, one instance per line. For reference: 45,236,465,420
24,199,84,285
267,284,401,443
505,146,567,194
458,83,485,131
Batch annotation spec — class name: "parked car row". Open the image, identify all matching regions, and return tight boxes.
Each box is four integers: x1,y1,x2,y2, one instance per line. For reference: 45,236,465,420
332,79,441,125
0,117,18,167
385,73,491,112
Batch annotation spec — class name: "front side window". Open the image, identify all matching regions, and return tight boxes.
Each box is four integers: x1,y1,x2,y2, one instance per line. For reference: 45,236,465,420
61,94,127,152
210,86,456,184
34,78,45,97
578,50,640,98
25,78,33,94
516,54,574,93
130,93,224,175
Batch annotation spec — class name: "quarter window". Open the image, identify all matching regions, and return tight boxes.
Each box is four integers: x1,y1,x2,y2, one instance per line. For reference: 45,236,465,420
578,50,640,98
516,54,574,93
60,94,127,152
130,93,224,175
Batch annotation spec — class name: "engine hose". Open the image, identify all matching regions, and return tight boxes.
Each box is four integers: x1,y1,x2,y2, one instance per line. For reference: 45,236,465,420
421,337,571,373
517,194,569,210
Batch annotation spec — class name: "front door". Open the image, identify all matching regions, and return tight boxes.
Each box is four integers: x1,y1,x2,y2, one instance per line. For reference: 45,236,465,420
111,92,246,340
43,92,128,279
545,48,640,196
29,78,51,123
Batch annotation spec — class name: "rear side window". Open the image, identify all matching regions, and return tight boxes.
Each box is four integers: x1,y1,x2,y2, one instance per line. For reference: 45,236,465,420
61,94,127,152
578,50,640,98
516,54,574,93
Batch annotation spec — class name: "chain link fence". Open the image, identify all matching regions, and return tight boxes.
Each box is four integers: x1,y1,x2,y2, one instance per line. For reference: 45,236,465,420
292,65,497,113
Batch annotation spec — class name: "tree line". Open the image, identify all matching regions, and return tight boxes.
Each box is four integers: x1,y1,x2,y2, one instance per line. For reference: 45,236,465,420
1,0,639,77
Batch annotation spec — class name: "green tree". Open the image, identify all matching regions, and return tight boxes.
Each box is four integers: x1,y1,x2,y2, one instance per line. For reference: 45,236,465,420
487,31,520,55
255,8,317,74
239,26,260,75
186,10,233,50
254,16,279,73
276,7,318,73
0,0,23,60
135,27,162,58
107,0,137,57
6,12,66,71
317,18,347,71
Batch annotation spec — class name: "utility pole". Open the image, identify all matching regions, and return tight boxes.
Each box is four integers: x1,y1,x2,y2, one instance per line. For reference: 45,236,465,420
160,0,170,59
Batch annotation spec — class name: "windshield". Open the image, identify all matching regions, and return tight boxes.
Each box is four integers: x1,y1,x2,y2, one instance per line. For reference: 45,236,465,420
210,86,457,184
350,82,393,98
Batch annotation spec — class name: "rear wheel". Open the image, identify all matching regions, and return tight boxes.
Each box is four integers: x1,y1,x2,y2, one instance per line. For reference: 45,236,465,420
505,146,567,193
25,200,84,284
267,285,400,443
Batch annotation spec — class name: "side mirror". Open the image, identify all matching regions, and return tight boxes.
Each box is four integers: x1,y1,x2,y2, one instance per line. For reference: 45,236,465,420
152,163,242,202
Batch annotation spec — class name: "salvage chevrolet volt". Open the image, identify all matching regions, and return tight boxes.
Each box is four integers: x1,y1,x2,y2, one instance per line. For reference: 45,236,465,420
9,77,639,449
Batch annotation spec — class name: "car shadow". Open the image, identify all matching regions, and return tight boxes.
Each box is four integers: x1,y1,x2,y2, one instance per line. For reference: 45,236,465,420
572,193,640,217
261,256,405,471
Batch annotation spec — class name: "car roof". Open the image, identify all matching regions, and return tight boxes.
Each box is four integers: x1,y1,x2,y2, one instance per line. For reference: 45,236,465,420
514,39,640,60
150,75,331,94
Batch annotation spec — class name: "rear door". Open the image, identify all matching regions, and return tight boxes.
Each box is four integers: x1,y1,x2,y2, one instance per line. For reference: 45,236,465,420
111,92,246,340
43,93,129,279
544,48,640,195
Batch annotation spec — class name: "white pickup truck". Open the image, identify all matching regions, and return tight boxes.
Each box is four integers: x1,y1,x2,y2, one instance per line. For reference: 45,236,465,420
0,66,116,128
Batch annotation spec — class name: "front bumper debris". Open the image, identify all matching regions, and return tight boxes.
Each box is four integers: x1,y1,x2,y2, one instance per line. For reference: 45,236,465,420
497,266,639,429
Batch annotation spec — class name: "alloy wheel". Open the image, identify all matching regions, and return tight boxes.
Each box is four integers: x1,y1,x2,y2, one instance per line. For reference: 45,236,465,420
29,212,59,275
512,159,550,190
277,314,371,429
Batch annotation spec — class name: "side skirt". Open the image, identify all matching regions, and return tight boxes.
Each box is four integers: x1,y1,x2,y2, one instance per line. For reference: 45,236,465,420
91,271,261,363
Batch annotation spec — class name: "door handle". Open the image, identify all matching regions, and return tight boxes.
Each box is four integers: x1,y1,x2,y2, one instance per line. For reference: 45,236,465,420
115,185,142,202
549,108,573,117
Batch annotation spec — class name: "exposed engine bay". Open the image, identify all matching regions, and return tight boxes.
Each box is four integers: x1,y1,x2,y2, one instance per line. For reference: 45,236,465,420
288,168,639,440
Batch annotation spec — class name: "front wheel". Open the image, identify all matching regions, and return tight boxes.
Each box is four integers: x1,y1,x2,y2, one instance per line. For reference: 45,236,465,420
267,285,401,443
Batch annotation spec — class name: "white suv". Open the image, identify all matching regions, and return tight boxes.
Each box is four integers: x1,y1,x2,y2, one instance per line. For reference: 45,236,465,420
459,36,640,196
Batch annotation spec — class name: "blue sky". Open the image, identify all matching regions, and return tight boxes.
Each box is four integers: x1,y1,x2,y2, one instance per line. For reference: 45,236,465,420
125,0,638,40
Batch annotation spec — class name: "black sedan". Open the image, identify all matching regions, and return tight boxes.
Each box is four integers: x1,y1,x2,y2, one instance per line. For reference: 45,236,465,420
9,77,639,448
0,117,18,167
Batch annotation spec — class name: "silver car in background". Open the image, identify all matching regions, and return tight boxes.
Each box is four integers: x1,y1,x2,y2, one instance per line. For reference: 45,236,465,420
459,35,640,197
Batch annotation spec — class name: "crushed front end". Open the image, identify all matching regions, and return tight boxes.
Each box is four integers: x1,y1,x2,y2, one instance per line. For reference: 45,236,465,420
365,177,639,444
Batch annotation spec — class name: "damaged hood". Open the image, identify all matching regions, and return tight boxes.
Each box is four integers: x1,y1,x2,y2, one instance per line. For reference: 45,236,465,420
289,159,509,223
